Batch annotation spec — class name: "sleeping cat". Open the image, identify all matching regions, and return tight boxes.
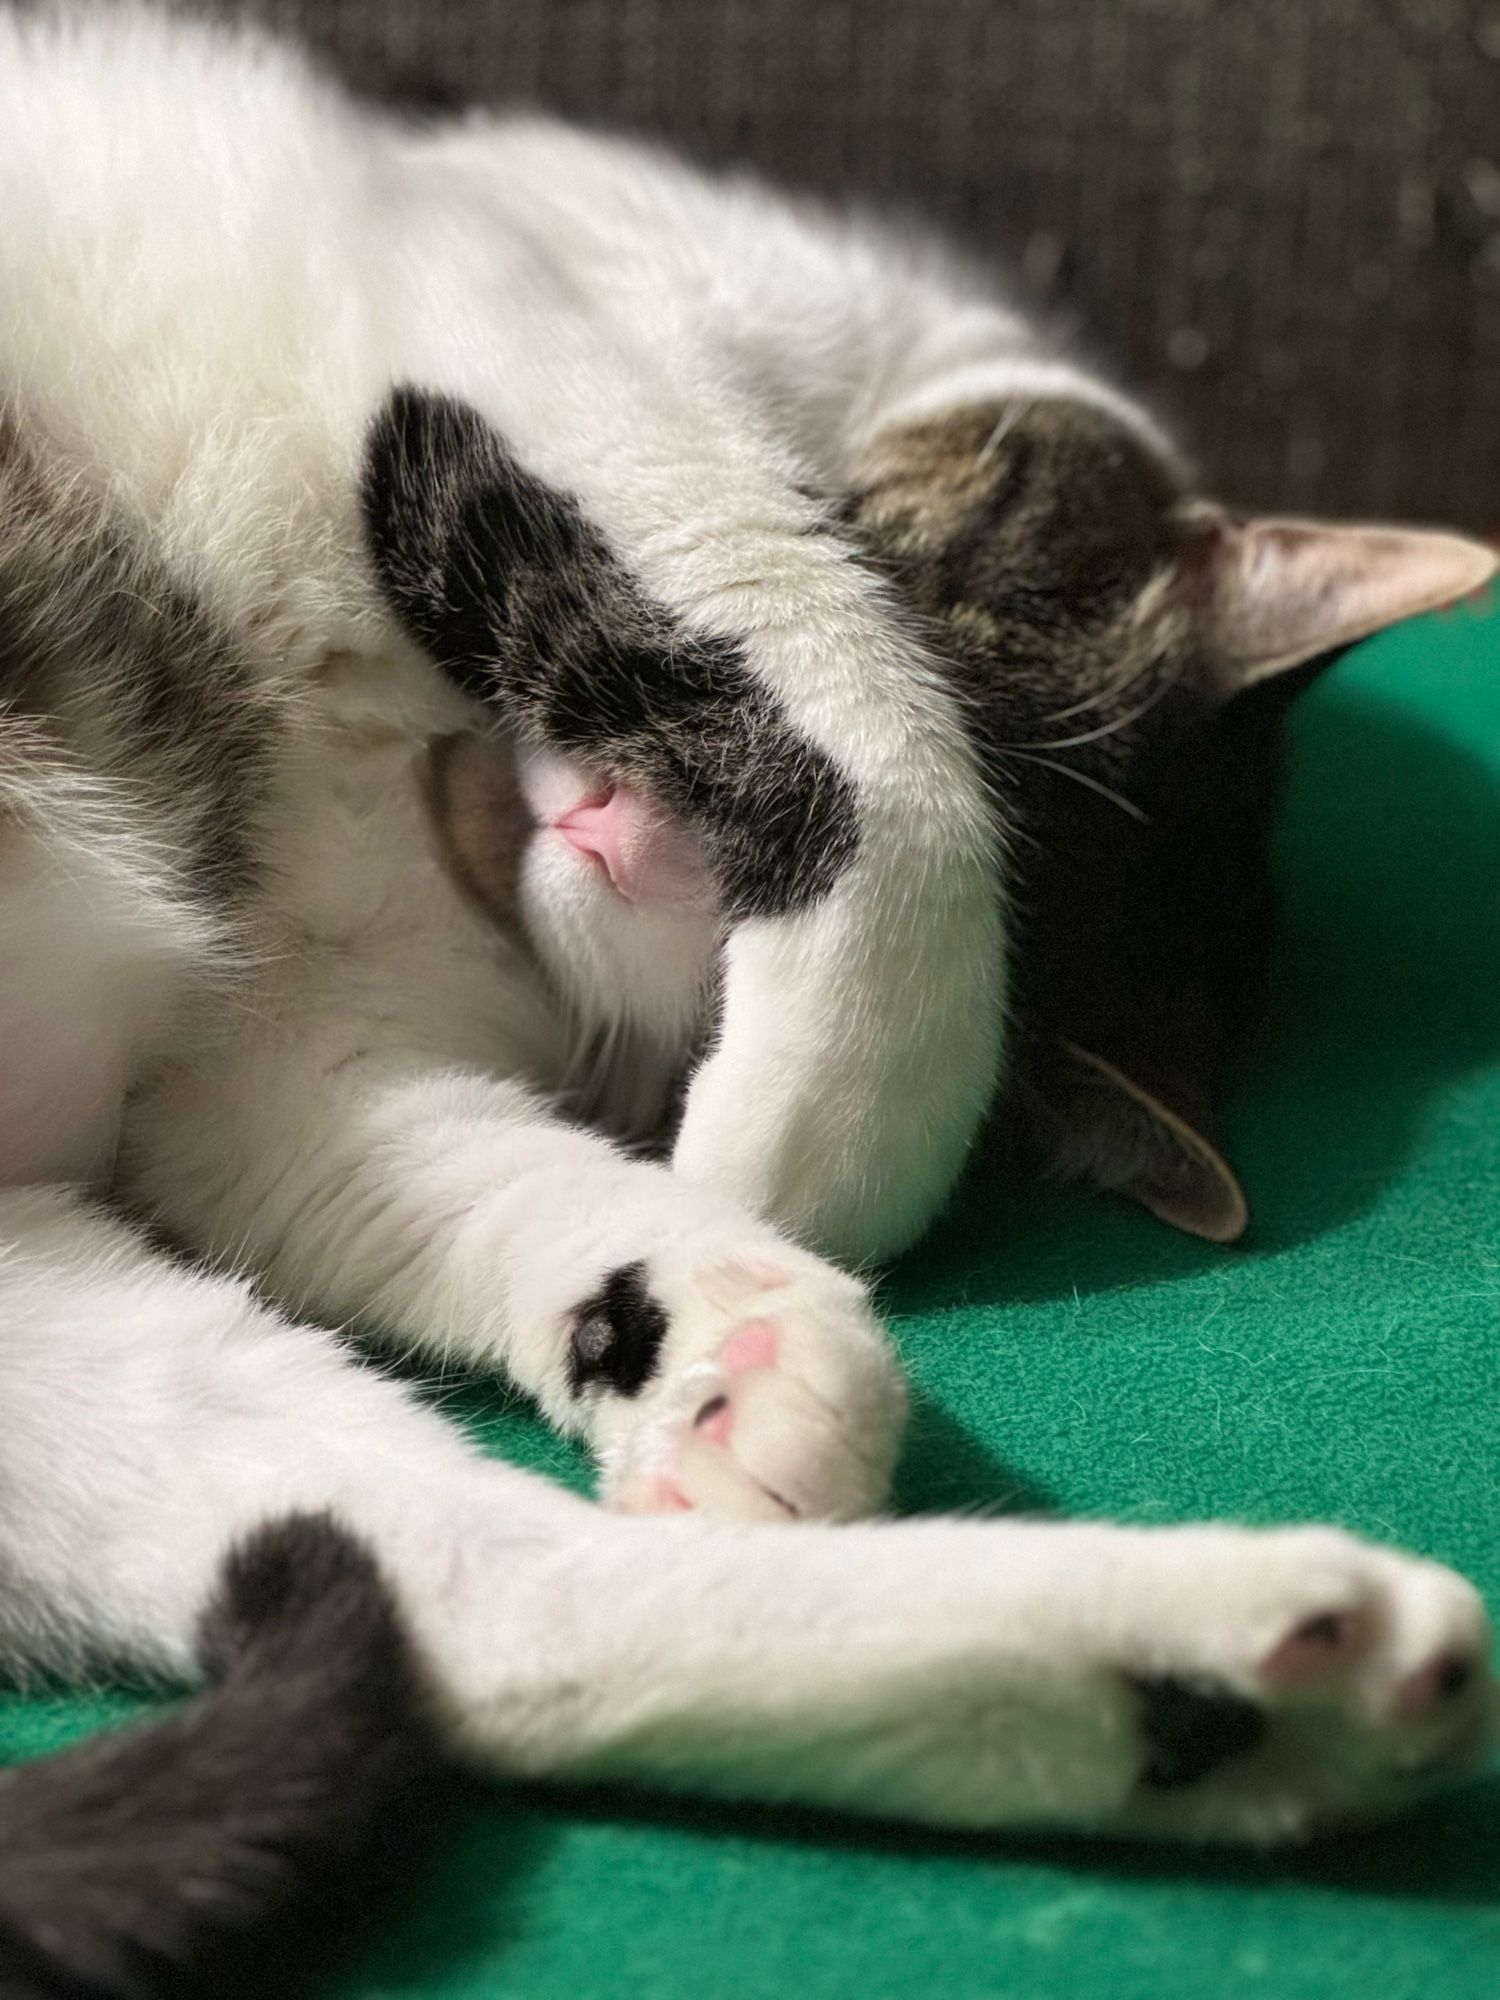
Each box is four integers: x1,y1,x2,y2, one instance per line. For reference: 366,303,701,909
1,5,1497,1991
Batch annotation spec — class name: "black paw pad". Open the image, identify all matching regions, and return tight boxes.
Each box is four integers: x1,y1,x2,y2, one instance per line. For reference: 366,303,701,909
1132,1674,1268,1789
568,1262,668,1398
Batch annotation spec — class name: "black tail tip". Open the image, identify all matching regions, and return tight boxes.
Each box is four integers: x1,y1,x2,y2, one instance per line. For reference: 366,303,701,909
202,1512,406,1677
0,1515,450,2000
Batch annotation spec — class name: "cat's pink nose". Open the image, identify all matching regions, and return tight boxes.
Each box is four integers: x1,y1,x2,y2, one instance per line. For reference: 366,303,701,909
553,785,635,893
551,780,716,907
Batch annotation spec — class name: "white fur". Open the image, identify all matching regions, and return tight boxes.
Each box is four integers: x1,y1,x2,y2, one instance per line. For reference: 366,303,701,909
0,5,1490,1842
0,1186,1487,1842
0,1,1013,1264
0,738,222,1185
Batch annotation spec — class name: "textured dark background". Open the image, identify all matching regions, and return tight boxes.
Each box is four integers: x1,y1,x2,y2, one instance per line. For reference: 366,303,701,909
221,1,1499,529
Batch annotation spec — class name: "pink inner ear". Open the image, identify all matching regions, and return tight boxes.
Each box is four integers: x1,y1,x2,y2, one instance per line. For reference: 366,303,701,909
1196,510,1499,691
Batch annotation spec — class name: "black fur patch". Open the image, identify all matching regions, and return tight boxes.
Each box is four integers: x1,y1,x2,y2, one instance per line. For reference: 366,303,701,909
568,1261,669,1398
361,387,858,921
1132,1674,1268,1789
0,1514,443,2000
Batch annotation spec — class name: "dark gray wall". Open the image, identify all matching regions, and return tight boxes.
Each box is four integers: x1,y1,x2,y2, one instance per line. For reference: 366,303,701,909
230,2,1500,528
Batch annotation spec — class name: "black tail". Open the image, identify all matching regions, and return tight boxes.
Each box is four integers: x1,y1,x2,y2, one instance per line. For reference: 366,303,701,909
0,1515,443,1999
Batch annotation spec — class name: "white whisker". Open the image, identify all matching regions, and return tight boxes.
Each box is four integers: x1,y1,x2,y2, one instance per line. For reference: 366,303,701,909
1002,749,1151,823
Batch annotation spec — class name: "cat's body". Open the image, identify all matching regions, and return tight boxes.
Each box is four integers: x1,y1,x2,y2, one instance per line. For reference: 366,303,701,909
1,7,1497,1991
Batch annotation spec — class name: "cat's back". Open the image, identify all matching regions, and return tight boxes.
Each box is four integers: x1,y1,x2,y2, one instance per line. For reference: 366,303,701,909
0,5,367,365
0,5,392,634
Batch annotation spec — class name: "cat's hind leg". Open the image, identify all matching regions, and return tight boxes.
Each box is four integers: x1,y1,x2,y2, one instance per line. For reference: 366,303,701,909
0,1183,524,1681
552,1511,1489,1846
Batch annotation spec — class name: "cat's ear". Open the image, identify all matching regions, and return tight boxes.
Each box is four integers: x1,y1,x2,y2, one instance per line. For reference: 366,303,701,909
1007,1037,1248,1243
1180,508,1497,694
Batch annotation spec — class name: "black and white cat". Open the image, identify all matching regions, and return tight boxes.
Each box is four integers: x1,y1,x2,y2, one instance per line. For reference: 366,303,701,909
1,6,1496,1987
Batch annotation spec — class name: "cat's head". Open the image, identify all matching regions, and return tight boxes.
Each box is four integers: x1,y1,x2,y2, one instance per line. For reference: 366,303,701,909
843,399,1496,1239
410,392,1494,1244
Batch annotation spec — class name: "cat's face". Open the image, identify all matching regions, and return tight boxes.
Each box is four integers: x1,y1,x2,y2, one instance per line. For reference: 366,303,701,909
844,400,1495,1237
425,398,1494,1239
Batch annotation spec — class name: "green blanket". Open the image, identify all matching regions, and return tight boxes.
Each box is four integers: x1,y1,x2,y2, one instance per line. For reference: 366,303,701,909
4,595,1498,1997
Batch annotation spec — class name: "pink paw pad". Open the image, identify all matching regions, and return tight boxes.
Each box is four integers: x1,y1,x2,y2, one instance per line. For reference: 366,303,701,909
722,1320,779,1375
1260,1606,1371,1692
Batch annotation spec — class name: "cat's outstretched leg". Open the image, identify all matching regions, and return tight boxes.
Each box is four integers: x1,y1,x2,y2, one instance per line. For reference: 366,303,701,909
0,1184,1489,1845
541,1512,1493,1846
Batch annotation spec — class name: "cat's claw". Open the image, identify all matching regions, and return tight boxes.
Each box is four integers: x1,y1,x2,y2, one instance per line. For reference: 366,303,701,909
590,1250,905,1523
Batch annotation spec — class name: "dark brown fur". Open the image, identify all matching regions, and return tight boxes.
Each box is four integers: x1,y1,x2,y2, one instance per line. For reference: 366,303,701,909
844,400,1322,1234
363,387,861,922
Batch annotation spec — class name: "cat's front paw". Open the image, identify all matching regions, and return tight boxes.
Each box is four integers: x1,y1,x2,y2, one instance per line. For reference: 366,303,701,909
1115,1528,1494,1841
570,1247,905,1523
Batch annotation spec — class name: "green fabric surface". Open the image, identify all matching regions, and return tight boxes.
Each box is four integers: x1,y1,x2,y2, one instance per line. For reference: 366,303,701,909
3,594,1498,1995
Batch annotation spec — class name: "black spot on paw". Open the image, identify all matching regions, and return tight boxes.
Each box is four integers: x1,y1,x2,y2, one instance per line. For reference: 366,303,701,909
1131,1674,1268,1789
568,1262,669,1398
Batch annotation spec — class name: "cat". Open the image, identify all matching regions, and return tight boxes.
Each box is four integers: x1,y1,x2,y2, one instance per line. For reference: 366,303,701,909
1,5,1497,1993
